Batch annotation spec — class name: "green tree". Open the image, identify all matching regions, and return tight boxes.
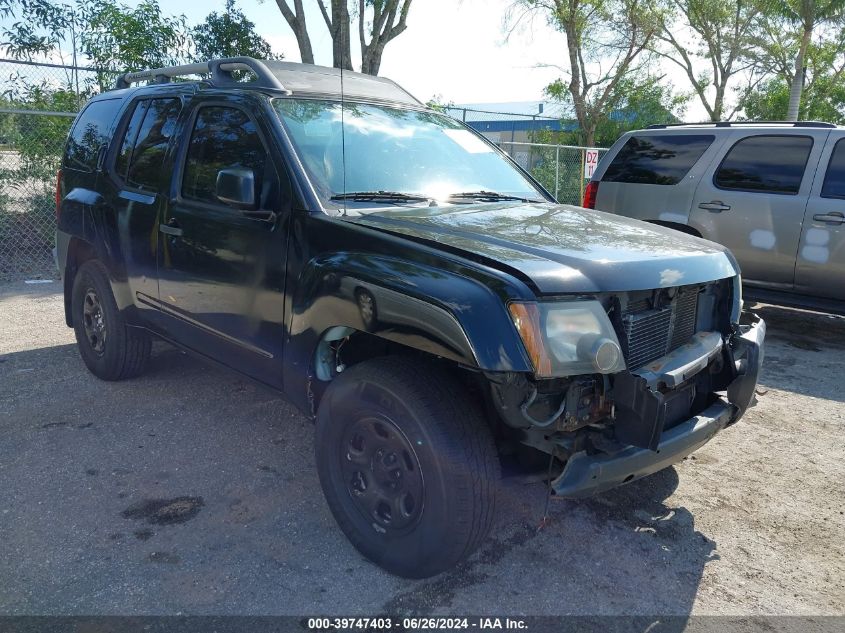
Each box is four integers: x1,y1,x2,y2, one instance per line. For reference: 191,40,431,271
0,0,90,96
79,0,192,87
777,0,845,120
0,0,72,60
512,0,666,147
193,0,280,60
531,76,684,147
652,0,767,121
591,77,686,144
741,34,845,121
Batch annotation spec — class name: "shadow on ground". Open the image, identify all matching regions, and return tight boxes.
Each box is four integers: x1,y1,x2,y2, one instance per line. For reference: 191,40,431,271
0,337,717,617
748,302,845,403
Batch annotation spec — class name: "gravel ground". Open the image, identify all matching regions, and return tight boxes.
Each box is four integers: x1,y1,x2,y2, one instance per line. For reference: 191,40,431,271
0,280,843,616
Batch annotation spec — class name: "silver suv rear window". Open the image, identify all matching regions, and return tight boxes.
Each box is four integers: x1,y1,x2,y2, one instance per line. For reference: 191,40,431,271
602,134,714,185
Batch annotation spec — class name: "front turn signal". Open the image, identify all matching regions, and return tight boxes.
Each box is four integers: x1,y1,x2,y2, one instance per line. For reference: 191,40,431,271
508,302,553,377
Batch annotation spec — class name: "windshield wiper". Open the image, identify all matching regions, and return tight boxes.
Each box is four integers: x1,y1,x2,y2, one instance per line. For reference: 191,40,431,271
448,190,541,203
330,191,430,203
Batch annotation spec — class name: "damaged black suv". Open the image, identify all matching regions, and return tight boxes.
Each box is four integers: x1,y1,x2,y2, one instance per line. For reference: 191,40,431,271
55,58,765,578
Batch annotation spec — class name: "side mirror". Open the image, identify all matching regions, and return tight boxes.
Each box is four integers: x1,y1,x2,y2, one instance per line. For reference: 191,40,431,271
215,167,256,209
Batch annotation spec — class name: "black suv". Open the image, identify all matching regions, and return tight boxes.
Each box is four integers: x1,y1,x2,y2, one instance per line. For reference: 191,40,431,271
56,57,765,578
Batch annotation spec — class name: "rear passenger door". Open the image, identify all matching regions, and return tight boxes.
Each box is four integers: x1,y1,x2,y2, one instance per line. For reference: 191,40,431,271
102,96,184,315
795,137,845,300
689,132,827,288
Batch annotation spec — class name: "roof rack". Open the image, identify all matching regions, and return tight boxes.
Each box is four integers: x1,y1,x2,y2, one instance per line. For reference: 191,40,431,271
647,120,836,129
114,56,290,93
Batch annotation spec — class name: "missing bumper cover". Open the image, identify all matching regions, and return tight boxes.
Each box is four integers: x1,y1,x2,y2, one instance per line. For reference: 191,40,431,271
550,313,766,499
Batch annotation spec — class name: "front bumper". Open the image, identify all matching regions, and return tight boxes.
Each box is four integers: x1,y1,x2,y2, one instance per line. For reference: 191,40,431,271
726,314,766,424
551,314,765,499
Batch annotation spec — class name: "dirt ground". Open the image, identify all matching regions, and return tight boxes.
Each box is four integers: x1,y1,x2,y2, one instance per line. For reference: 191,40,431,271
0,280,843,616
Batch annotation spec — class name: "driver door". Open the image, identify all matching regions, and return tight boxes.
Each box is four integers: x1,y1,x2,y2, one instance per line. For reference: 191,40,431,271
157,98,289,386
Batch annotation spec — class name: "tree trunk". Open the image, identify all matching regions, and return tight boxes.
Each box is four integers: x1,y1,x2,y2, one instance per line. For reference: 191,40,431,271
564,6,590,146
711,89,723,122
361,41,388,75
358,0,410,75
330,0,352,70
293,27,315,65
787,26,812,121
275,0,314,64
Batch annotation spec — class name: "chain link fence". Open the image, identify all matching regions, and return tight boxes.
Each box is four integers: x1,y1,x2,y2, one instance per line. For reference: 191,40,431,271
0,59,106,281
498,141,608,204
441,105,607,205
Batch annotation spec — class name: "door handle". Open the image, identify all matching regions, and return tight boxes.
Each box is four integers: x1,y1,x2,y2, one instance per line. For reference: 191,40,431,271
241,208,277,223
698,201,731,212
159,219,183,237
813,212,845,224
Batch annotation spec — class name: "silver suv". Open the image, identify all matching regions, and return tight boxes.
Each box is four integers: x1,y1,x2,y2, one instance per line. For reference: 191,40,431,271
585,122,845,312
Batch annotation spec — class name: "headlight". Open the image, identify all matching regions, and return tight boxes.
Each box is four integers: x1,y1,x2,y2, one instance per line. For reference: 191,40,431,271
509,300,626,377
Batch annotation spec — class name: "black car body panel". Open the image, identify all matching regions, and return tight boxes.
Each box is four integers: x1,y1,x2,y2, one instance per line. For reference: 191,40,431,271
55,60,765,505
350,203,740,294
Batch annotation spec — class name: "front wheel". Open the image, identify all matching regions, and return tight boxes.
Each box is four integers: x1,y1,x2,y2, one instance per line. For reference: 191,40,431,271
315,357,500,578
71,259,151,381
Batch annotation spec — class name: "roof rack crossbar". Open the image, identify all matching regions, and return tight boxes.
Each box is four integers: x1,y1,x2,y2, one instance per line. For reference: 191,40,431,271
114,57,290,93
647,120,836,129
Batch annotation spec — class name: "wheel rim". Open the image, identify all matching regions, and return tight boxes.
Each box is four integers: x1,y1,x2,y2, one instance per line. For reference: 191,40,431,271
340,415,424,534
82,287,106,356
358,293,374,323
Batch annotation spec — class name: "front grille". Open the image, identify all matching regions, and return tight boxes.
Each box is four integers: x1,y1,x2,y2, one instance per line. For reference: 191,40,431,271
622,289,700,370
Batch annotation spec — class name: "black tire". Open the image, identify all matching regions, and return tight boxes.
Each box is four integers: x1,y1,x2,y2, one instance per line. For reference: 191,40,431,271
315,357,499,578
71,259,151,381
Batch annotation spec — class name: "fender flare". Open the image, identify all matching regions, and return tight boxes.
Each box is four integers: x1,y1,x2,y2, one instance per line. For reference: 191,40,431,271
291,252,533,371
284,252,534,413
58,188,135,319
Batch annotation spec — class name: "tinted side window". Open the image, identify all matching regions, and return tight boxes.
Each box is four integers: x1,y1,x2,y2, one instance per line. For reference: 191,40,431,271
126,98,182,191
602,134,714,185
182,106,266,205
115,100,148,179
714,135,813,194
64,98,122,172
821,139,845,199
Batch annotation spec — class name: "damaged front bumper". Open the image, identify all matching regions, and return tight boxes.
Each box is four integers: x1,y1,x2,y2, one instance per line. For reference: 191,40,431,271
551,314,766,499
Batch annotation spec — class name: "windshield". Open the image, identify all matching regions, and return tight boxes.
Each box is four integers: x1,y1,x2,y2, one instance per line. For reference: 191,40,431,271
272,98,545,207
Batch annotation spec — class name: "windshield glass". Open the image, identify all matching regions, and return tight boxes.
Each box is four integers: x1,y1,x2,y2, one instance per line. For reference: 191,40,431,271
272,98,545,207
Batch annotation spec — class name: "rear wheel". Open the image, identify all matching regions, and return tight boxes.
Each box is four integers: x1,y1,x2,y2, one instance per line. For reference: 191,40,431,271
71,260,151,381
315,357,499,578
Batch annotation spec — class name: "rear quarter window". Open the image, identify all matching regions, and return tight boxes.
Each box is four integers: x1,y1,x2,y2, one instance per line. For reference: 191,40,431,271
64,98,123,172
714,134,813,194
602,134,715,185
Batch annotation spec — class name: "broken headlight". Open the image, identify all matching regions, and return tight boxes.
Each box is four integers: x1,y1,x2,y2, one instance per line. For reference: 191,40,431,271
509,300,626,378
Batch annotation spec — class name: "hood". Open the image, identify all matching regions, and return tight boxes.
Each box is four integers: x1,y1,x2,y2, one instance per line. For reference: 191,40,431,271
348,202,738,294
